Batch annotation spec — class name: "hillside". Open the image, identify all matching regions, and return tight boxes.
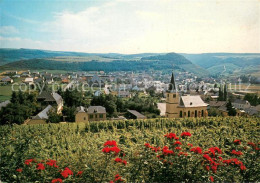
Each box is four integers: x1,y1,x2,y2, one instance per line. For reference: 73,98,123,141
181,53,260,76
0,48,94,65
0,51,208,76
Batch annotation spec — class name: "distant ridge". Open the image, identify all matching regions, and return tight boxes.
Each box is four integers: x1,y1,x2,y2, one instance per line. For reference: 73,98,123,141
0,49,208,76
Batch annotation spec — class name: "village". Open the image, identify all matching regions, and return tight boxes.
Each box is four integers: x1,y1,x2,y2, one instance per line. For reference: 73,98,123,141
0,69,259,125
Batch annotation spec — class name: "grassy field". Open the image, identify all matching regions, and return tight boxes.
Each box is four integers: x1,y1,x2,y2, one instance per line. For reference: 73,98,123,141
0,85,15,102
0,117,259,182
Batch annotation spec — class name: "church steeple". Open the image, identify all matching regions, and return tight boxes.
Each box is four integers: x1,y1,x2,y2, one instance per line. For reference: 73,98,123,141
169,71,177,92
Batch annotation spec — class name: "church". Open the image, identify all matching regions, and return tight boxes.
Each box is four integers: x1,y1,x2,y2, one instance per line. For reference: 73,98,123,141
166,72,208,118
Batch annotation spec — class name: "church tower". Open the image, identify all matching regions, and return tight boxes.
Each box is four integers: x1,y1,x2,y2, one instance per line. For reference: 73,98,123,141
166,72,179,118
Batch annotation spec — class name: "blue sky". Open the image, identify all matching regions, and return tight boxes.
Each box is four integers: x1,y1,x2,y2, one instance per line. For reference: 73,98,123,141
0,0,259,53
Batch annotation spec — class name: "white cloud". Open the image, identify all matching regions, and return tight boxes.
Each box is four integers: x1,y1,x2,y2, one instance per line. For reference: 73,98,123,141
1,0,260,53
0,26,19,35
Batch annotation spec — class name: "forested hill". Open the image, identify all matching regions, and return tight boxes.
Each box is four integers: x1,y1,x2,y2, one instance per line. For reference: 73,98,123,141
181,53,260,76
0,50,209,76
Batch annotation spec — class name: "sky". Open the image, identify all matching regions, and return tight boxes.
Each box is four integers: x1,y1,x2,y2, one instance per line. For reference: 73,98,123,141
0,0,259,54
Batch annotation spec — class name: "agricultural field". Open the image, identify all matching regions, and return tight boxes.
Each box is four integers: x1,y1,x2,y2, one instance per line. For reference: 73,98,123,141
229,84,260,96
0,117,259,182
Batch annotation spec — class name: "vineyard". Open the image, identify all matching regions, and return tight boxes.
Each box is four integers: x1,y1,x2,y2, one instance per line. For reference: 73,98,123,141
0,117,259,182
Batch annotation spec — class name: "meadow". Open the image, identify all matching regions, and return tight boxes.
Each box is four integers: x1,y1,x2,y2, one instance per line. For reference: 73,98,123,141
0,117,259,182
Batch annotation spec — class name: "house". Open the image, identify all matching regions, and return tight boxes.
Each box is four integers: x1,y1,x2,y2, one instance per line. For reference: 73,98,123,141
46,79,54,84
37,91,63,114
62,78,70,84
111,116,127,120
13,75,21,78
0,100,10,110
244,105,260,116
25,105,52,125
118,91,131,98
210,96,219,101
75,106,106,122
245,106,260,117
90,74,105,87
126,110,146,119
21,71,31,77
94,90,102,97
35,78,44,83
166,72,208,118
218,105,246,117
88,106,106,121
75,106,88,123
208,101,226,109
1,76,13,84
132,85,140,91
232,99,251,110
104,88,110,95
24,77,34,84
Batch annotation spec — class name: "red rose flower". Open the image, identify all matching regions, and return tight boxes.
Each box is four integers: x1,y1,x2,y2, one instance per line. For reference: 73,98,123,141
190,147,203,154
51,178,63,183
207,147,222,156
247,142,256,147
151,146,161,152
16,168,23,173
205,166,210,171
178,152,188,156
36,163,45,170
104,140,117,147
114,174,123,182
61,167,73,178
231,150,243,156
46,159,58,168
240,165,246,170
115,158,122,163
234,139,241,145
211,165,217,173
144,143,151,148
162,146,174,155
164,133,177,139
122,160,127,166
210,176,214,182
175,147,181,151
76,171,83,176
111,146,121,154
24,159,34,166
181,132,191,137
102,146,121,155
174,141,182,145
187,143,193,147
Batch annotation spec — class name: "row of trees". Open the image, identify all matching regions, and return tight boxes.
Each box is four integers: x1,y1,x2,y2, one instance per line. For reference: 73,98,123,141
218,85,227,101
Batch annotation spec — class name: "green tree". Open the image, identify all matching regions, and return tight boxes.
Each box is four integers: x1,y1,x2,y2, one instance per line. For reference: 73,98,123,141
223,84,227,101
226,100,236,116
10,91,19,103
218,86,224,101
244,93,259,106
62,106,76,122
47,110,61,123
